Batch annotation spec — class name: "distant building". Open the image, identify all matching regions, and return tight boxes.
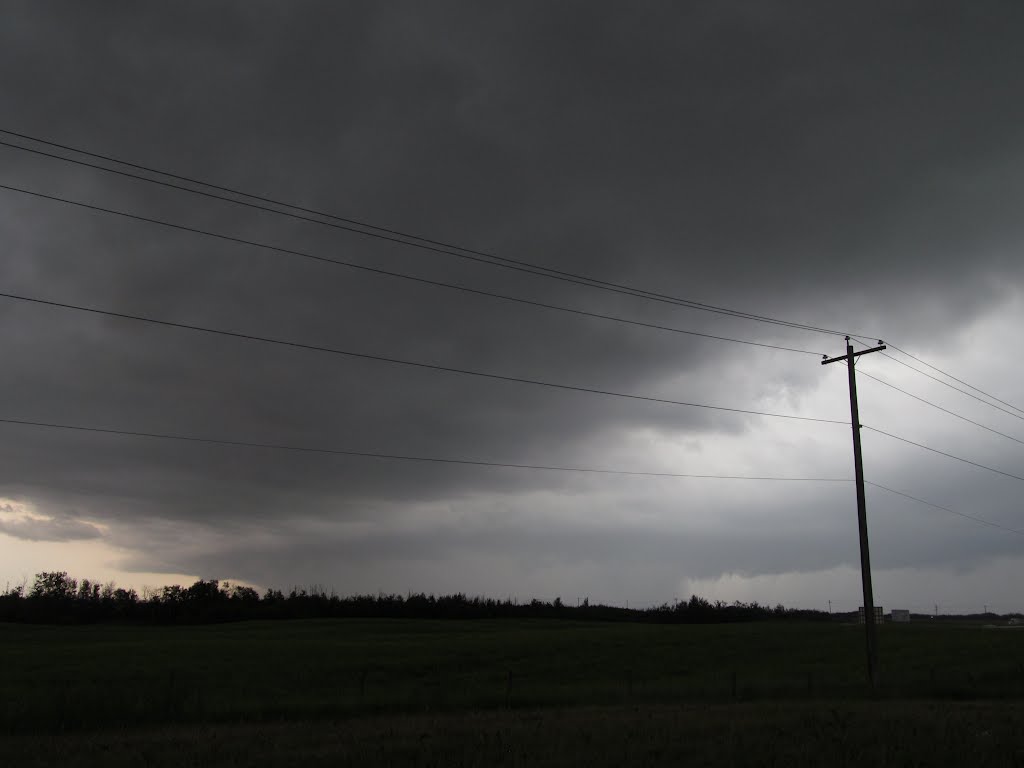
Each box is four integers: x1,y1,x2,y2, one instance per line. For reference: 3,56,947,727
859,606,883,624
890,609,910,623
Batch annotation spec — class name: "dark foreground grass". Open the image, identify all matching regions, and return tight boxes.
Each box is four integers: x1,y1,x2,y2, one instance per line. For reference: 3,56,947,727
3,619,1024,763
4,701,1024,767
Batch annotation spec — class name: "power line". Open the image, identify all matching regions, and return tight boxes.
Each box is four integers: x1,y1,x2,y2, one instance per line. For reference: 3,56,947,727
4,416,1017,535
857,368,1024,448
886,342,1024,418
878,351,1024,423
0,169,849,339
864,426,1024,483
0,416,852,482
827,308,1019,424
22,127,1014,430
866,481,1024,536
0,129,879,341
0,290,849,425
0,183,822,357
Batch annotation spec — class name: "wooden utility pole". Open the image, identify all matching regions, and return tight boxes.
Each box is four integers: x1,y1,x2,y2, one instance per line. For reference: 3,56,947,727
822,336,886,688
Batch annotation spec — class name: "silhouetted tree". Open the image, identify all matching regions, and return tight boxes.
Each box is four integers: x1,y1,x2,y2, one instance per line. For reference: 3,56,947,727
2,570,833,625
31,571,77,600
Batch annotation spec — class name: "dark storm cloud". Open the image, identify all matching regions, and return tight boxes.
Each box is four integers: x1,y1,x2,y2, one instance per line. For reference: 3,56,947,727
0,504,103,542
1,1,1023,596
111,470,1024,600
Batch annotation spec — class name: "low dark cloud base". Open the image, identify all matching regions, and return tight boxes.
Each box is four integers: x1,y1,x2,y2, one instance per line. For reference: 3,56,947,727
2,1,1023,599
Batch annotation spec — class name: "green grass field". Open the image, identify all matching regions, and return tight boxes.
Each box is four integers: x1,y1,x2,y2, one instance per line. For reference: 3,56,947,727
3,618,1024,765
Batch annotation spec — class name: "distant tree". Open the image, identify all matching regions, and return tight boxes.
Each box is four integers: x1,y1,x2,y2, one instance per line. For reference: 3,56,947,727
113,587,138,604
4,583,25,599
1,569,830,625
30,571,77,600
228,585,259,602
160,584,186,603
77,579,101,602
186,579,222,603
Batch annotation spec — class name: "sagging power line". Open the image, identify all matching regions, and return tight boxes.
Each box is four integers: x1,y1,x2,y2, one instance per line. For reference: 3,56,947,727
0,183,822,358
864,426,1024,483
7,131,1021,569
0,290,848,425
5,415,1019,537
857,369,1024,448
879,351,1024,423
11,288,1015,466
886,342,1024,418
0,415,850,482
4,415,1016,536
8,128,1013,420
866,481,1024,536
0,129,876,341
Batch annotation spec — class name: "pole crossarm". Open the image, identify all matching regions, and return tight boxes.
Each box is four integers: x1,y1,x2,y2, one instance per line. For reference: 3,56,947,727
822,344,886,366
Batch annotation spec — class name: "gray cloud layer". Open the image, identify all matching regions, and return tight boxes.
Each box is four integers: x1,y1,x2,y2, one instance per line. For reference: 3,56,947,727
0,504,103,542
1,1,1022,603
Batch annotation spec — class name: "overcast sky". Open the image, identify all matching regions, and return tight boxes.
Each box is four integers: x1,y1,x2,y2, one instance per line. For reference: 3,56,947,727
1,1,1023,612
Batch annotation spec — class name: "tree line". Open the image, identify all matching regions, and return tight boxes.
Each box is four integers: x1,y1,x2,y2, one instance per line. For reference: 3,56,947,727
0,571,832,625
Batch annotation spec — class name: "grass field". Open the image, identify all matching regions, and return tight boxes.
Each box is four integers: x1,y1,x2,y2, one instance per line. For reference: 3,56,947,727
3,618,1024,764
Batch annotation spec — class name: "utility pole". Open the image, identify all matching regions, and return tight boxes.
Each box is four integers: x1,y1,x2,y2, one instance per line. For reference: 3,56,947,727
823,336,886,688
